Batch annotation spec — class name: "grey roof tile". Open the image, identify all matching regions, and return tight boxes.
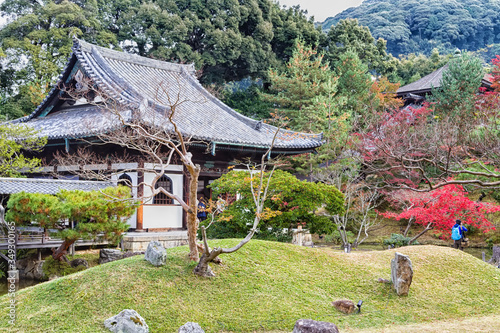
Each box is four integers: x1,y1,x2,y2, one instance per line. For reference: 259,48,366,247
397,65,448,95
0,177,114,195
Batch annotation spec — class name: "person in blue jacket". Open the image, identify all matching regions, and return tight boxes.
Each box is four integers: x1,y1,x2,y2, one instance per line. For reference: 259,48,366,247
197,197,207,222
451,219,468,250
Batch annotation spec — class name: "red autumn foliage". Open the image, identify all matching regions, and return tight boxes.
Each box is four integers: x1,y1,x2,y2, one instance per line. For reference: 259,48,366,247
381,184,498,239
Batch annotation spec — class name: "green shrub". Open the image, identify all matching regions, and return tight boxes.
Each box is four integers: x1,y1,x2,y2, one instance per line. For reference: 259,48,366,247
42,257,87,279
323,230,355,245
383,233,419,247
200,219,293,243
255,227,293,243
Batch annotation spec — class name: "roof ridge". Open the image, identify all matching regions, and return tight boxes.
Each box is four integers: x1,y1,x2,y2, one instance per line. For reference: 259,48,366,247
76,39,195,75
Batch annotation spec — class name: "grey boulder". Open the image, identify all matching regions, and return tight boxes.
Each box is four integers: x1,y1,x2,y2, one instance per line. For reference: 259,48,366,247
99,249,123,264
178,322,205,333
391,252,413,296
292,319,339,333
144,241,167,267
104,309,149,333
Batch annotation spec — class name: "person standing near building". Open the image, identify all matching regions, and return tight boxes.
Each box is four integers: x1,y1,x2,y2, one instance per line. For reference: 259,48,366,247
197,197,207,222
451,219,468,250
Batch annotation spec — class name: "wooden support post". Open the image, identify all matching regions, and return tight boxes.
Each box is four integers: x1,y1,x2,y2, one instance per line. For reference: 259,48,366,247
482,252,486,262
38,248,42,261
136,160,145,231
136,203,144,231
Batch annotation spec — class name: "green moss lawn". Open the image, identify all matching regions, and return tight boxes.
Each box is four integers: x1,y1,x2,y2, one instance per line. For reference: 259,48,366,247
1,241,499,332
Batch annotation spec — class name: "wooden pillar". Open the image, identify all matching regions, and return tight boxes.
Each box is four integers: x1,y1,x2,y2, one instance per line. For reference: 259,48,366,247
136,159,145,231
137,204,144,231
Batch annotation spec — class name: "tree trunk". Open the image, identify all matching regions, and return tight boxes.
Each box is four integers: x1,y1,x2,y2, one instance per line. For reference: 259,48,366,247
193,253,215,277
186,166,200,261
408,222,433,245
52,239,76,261
403,217,414,237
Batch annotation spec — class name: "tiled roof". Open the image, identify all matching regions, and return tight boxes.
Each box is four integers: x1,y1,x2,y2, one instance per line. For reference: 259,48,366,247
16,39,322,150
397,64,493,96
0,177,115,195
397,65,448,95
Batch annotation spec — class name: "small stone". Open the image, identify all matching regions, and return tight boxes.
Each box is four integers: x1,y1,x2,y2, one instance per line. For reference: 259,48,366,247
70,258,89,268
144,241,167,267
391,252,413,296
104,309,149,333
332,299,355,314
178,322,205,333
292,319,339,333
99,249,123,264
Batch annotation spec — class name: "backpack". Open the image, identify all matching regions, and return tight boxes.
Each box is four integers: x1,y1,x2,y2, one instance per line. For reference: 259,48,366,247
451,226,462,240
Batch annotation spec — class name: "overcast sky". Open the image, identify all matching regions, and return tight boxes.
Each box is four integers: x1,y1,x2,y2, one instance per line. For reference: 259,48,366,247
276,0,363,22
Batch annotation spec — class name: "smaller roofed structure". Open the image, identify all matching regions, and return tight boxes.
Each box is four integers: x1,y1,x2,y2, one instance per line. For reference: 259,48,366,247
397,64,493,104
0,177,114,195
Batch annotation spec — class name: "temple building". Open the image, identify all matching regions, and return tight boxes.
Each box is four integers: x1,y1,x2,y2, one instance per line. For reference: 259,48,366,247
397,64,493,106
10,39,322,233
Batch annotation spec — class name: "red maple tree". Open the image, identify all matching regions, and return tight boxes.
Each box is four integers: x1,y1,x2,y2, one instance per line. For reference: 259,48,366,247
381,184,498,242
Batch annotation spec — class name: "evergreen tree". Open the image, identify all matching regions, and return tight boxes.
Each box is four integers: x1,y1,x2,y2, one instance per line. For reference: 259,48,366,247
334,50,373,123
431,52,484,117
6,187,137,261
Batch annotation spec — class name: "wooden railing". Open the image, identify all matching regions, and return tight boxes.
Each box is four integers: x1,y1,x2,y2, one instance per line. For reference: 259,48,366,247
0,230,109,250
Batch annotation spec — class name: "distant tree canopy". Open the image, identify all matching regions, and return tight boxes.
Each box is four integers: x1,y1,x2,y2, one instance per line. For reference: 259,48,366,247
0,0,321,118
321,0,500,57
323,18,394,76
0,0,320,86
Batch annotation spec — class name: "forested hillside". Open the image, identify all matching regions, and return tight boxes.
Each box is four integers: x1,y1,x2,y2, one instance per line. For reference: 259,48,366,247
321,0,500,57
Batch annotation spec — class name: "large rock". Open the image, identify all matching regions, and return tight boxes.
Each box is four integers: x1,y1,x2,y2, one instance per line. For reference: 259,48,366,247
391,252,413,296
292,319,339,333
144,241,167,267
104,309,149,333
178,322,205,333
17,258,46,281
488,245,500,266
70,258,89,268
99,249,123,264
332,299,355,314
33,261,45,280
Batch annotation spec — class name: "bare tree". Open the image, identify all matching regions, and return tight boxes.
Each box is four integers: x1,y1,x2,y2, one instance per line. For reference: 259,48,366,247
193,130,281,277
313,157,379,249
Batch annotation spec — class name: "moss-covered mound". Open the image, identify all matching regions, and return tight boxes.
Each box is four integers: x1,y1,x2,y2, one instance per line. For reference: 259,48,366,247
1,241,499,332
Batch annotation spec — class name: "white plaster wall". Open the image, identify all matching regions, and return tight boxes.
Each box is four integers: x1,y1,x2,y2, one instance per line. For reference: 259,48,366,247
111,172,138,229
143,205,183,229
141,166,184,229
